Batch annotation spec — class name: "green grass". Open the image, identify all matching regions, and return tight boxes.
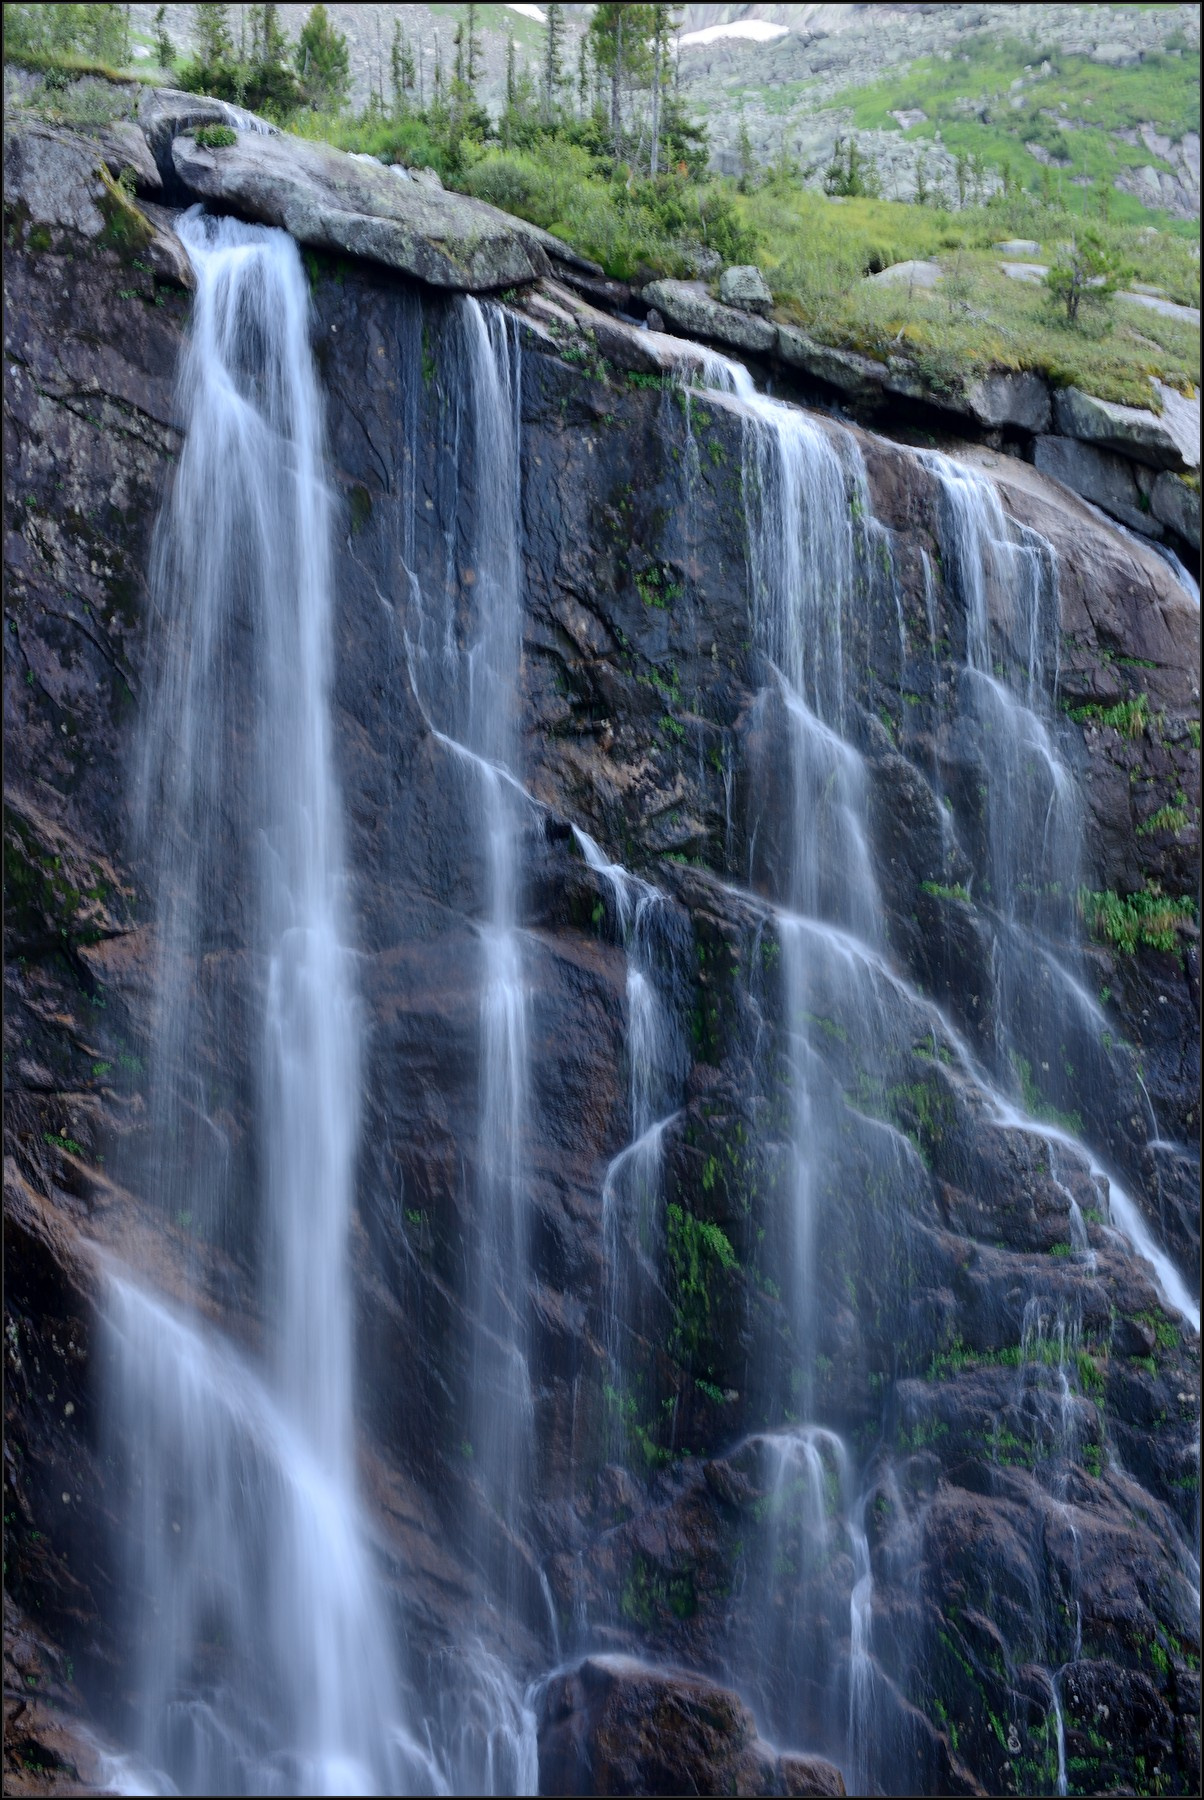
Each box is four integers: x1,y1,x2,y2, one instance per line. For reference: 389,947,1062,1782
1068,693,1150,736
733,183,1199,405
1079,884,1199,954
9,29,1198,410
833,30,1200,236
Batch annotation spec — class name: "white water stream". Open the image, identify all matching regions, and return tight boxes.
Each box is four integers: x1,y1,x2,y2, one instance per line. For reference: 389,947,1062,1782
107,209,431,1796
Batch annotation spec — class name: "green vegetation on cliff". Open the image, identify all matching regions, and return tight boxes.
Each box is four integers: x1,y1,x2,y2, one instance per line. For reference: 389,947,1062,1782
5,3,1199,407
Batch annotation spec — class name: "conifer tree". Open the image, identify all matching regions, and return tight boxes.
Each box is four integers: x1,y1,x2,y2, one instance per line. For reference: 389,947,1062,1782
295,4,349,112
153,4,174,71
589,3,653,155
542,2,565,125
193,2,233,70
649,3,679,176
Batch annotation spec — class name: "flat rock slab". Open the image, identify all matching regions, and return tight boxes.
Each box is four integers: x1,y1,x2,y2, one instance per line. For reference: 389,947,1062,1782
1000,261,1049,282
994,238,1043,256
864,259,943,288
642,278,777,355
168,123,590,291
1119,290,1200,325
775,323,888,402
1054,383,1199,473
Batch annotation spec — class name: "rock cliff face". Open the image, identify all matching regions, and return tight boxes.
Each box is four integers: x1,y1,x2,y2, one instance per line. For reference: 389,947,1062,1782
3,108,1200,1799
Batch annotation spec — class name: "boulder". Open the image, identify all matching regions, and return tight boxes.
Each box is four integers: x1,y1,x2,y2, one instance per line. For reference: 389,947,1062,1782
1033,435,1161,537
169,127,555,290
536,1656,847,1797
1150,470,1201,546
993,238,1042,256
3,119,111,239
137,84,279,179
1052,384,1199,474
963,370,1051,432
774,325,887,403
864,259,943,289
999,261,1049,283
642,279,777,355
718,263,774,315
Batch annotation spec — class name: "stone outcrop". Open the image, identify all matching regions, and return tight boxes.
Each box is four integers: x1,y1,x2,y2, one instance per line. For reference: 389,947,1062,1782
1053,383,1200,474
4,100,1200,1800
718,263,774,314
536,1658,846,1796
642,276,777,354
167,120,590,290
962,369,1052,433
1033,435,1165,536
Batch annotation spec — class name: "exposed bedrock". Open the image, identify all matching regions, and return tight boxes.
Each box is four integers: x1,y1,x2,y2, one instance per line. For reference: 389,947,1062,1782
4,120,1200,1800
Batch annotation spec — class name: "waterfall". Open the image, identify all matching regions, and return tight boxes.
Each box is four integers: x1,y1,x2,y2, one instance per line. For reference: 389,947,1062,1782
705,379,886,1773
395,296,541,1785
921,452,1198,1329
573,827,682,1456
457,302,534,1589
698,358,1197,1788
106,210,430,1794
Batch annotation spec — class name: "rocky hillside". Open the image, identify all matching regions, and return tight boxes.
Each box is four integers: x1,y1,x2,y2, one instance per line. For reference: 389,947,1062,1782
4,84,1200,1799
123,4,1201,222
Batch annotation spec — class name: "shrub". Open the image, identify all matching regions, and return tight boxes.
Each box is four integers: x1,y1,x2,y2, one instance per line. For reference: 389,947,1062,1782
192,124,237,150
1078,885,1197,955
1046,231,1124,327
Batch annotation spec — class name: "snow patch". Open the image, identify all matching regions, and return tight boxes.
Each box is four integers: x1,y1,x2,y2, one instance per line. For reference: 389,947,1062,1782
506,2,547,23
679,21,790,48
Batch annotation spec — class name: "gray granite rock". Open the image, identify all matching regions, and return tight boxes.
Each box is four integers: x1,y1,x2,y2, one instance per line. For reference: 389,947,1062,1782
964,370,1051,432
3,119,111,238
1053,384,1198,473
642,279,777,354
864,259,943,289
718,263,774,315
1150,470,1201,545
170,127,552,290
1034,434,1162,537
774,324,887,402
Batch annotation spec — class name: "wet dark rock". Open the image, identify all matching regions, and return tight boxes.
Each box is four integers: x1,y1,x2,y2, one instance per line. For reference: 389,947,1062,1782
4,120,1200,1800
535,1657,846,1796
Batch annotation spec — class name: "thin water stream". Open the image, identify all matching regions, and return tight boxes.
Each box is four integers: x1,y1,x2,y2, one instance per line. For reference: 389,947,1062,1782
106,209,430,1797
93,218,1197,1798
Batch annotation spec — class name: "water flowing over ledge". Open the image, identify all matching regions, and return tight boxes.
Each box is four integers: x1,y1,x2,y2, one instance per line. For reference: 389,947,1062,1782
4,175,1198,1800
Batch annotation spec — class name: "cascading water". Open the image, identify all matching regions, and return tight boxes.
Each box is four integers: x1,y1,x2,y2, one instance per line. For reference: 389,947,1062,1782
920,452,1198,1329
710,383,892,1772
395,296,541,1785
572,828,682,1454
691,359,1198,1791
105,210,431,1795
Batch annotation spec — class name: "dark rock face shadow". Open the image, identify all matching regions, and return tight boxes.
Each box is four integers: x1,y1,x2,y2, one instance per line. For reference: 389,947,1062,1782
4,128,1200,1799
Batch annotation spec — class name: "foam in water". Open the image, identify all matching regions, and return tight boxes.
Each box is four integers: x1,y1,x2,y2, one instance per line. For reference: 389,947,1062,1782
110,208,421,1795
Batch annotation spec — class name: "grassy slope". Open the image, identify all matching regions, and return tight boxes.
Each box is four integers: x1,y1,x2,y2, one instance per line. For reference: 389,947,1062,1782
732,184,1200,404
834,30,1200,234
7,36,1199,410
